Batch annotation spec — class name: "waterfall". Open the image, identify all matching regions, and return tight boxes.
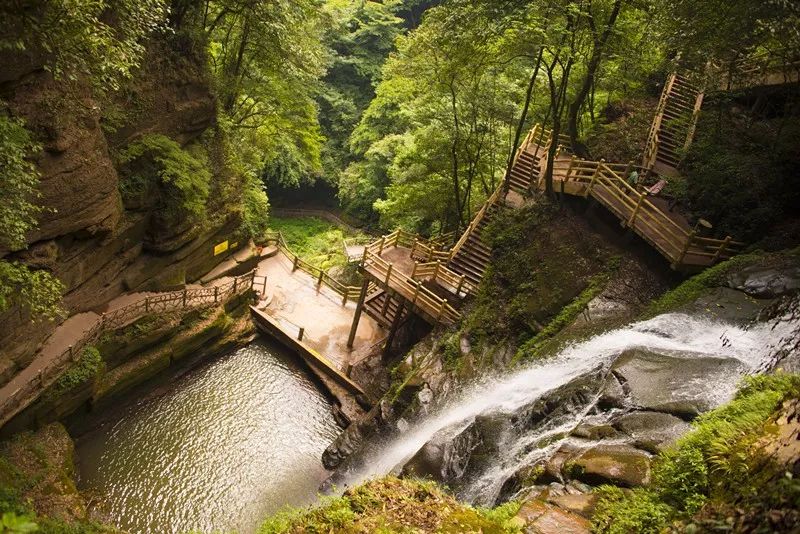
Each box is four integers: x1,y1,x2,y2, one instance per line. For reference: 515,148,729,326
335,311,797,504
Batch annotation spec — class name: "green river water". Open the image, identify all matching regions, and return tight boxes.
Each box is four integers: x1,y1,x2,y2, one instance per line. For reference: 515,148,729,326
74,338,340,534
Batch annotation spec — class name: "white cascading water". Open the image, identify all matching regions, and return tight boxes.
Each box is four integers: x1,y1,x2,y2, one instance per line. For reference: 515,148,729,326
337,312,796,504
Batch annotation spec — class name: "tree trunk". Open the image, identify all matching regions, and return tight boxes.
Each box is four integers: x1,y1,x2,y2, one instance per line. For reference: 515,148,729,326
567,0,623,155
504,48,544,189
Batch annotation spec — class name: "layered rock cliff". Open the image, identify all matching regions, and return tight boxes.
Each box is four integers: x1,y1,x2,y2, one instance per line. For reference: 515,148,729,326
0,33,243,384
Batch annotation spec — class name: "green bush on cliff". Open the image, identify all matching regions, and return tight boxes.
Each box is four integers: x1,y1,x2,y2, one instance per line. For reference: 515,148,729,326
119,134,211,222
241,173,271,239
258,476,522,533
44,346,104,402
0,114,65,321
592,373,800,533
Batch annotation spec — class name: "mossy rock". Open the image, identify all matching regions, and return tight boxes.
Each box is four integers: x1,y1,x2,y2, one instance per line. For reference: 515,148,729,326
571,444,651,487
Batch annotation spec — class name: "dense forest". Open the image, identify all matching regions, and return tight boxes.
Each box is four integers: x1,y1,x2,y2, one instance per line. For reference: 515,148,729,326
1,1,799,533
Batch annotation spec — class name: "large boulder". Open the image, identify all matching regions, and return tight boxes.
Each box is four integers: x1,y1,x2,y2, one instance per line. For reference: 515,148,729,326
728,265,800,299
401,421,482,482
570,444,651,487
611,349,745,419
611,411,690,453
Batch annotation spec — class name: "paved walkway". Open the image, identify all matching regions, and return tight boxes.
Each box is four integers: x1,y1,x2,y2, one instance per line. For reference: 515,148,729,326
254,253,385,369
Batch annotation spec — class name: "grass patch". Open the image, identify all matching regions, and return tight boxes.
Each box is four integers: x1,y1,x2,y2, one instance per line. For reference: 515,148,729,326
592,373,800,533
268,216,368,271
258,476,522,533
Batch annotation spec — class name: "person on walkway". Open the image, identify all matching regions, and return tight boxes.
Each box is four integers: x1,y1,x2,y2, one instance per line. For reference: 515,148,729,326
627,169,639,189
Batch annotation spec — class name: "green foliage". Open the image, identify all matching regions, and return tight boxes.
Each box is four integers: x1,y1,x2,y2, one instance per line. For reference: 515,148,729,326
683,105,800,242
646,251,762,316
0,115,41,252
45,346,104,402
0,261,64,321
592,373,800,533
240,174,271,239
0,512,38,533
268,216,366,271
257,476,522,533
515,259,620,361
0,0,168,92
0,114,65,321
119,134,211,222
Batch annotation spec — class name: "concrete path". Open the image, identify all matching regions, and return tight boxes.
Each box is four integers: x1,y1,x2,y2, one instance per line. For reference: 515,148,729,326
254,253,385,370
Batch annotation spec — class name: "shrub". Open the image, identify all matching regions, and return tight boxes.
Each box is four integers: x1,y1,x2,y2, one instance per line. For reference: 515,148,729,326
0,261,65,320
240,174,271,239
44,346,104,402
119,134,211,222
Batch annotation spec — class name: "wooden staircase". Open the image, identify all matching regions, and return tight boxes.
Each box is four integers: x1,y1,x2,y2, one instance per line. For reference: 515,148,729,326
363,285,408,328
643,73,704,177
506,149,541,194
448,202,504,288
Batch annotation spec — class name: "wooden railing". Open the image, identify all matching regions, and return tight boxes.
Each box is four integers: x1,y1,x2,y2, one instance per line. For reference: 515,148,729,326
0,272,256,428
642,72,675,170
263,231,362,305
362,249,461,324
549,154,746,266
717,46,800,88
411,261,475,297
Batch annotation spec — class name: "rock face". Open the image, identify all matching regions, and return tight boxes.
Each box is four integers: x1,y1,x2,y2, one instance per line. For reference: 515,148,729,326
0,36,241,379
570,444,651,487
728,265,800,299
611,349,745,419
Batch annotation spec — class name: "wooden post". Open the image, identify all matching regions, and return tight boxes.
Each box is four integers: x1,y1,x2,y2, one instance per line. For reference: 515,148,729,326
317,270,324,290
436,300,447,321
623,160,633,181
378,237,385,255
297,327,304,341
292,255,299,272
383,298,407,359
69,344,74,362
411,262,418,278
586,159,604,197
233,277,238,293
565,155,576,181
145,296,150,313
712,236,732,263
347,278,370,349
628,194,645,227
214,286,219,303
182,289,187,307
412,280,421,303
676,231,696,266
456,275,465,296
384,263,393,286
433,261,441,281
381,290,392,317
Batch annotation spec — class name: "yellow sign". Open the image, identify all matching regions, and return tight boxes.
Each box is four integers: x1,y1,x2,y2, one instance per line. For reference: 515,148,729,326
213,240,229,256
231,241,239,249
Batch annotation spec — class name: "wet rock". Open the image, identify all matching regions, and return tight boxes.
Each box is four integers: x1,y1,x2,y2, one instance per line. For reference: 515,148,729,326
728,266,800,299
322,399,395,470
543,444,583,483
401,421,482,482
612,411,690,453
571,423,618,440
516,498,591,534
611,349,744,419
498,463,547,502
570,444,651,487
548,493,598,518
597,373,627,409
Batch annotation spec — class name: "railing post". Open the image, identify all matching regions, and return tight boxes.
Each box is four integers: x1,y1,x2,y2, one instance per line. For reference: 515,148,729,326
317,270,324,290
145,296,150,313
292,255,299,272
623,160,633,181
378,237,385,255
69,344,74,362
676,231,696,266
456,275,465,296
297,327,304,341
361,246,368,266
182,289,187,307
233,277,238,294
565,155,576,181
411,261,418,278
436,300,446,321
586,159,604,198
412,281,421,303
628,194,645,227
712,236,732,263
384,263,393,286
433,261,441,281
214,286,219,303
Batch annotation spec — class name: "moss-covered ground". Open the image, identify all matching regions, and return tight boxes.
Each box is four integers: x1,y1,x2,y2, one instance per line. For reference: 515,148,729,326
259,476,522,533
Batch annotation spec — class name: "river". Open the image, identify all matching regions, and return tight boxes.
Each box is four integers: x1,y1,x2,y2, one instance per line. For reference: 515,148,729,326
74,338,340,534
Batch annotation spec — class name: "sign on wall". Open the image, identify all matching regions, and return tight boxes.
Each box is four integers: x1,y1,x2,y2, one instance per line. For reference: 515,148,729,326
213,240,229,256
